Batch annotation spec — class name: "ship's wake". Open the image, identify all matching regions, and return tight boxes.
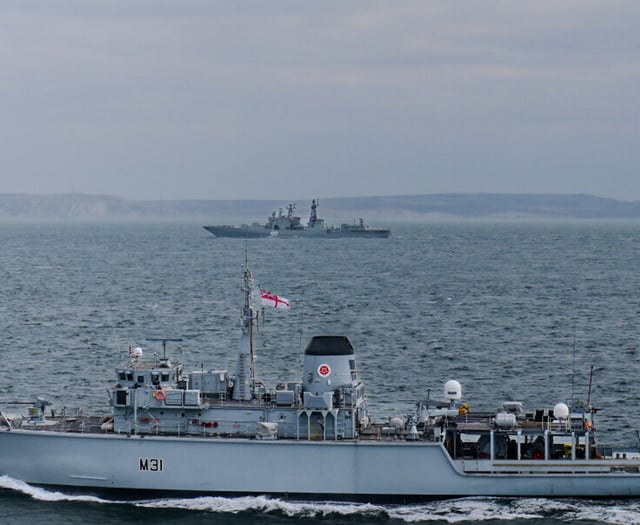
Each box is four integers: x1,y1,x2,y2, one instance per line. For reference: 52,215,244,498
2,475,640,524
135,494,387,519
0,475,112,504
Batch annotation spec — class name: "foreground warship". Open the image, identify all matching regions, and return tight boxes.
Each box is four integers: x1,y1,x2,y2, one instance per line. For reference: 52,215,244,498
2,268,640,500
203,199,391,238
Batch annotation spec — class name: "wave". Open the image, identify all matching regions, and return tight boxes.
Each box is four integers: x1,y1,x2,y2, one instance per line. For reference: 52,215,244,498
0,475,113,504
2,476,640,523
135,494,386,519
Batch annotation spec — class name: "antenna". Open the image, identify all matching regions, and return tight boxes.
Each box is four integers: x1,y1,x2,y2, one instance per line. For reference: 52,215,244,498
146,338,183,361
298,301,304,352
107,312,121,354
586,364,595,407
297,301,305,371
571,319,577,400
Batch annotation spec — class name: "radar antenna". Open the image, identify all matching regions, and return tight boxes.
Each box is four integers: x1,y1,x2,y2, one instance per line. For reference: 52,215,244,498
586,364,595,407
146,337,183,363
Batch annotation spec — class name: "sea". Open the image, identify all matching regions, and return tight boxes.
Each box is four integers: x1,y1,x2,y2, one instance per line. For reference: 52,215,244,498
1,219,640,525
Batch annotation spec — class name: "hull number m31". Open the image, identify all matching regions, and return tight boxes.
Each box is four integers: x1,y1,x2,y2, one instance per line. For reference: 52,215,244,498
139,458,164,472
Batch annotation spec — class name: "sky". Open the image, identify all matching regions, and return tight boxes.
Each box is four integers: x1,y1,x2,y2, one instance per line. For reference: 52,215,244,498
1,1,639,201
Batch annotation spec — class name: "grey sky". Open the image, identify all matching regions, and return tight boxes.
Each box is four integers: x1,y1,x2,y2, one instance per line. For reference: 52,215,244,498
1,1,638,201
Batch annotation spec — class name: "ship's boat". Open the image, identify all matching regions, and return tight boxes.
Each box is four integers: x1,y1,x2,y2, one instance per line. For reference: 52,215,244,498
2,267,640,500
203,199,391,238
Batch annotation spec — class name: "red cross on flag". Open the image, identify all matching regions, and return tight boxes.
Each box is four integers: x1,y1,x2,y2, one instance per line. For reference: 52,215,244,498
260,289,290,310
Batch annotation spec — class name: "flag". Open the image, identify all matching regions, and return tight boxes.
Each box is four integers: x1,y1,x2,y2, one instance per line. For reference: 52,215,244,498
260,289,290,310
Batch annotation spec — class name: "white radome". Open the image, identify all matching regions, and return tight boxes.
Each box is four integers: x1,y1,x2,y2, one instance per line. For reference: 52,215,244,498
444,379,462,401
554,402,570,419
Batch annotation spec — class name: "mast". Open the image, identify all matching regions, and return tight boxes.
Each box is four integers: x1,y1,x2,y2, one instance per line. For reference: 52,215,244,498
232,264,257,401
309,199,318,227
146,337,183,365
245,265,256,396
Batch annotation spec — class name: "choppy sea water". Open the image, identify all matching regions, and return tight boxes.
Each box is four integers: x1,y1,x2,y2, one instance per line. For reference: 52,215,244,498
1,220,640,524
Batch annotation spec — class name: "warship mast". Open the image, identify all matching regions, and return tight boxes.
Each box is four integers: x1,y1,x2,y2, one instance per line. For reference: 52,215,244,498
232,264,257,401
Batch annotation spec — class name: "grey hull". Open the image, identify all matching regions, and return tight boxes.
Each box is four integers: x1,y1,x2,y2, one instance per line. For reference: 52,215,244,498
203,226,390,239
3,429,640,499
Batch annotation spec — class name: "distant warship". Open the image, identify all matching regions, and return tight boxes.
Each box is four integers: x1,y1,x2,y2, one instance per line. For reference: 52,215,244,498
2,266,640,499
203,199,391,238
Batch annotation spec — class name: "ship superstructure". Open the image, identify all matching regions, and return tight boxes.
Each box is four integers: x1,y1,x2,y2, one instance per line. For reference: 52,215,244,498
109,268,367,440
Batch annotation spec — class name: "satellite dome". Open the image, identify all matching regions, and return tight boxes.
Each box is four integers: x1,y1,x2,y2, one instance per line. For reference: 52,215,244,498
389,417,405,429
444,380,462,401
554,402,570,419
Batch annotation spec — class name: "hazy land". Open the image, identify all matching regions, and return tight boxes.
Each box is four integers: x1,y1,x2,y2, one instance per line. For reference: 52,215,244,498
1,193,640,223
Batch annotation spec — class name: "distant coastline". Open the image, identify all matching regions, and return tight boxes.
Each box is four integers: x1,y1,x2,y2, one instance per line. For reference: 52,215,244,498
1,193,640,222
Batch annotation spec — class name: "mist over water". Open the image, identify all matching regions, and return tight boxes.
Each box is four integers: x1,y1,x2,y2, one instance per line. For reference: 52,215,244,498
1,220,640,524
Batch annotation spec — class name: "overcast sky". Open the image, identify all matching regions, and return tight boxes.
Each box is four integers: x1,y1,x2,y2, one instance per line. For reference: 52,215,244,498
1,1,638,201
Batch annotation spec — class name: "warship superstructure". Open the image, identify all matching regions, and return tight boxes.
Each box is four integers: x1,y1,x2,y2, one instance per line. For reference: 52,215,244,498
2,267,640,500
203,199,391,238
